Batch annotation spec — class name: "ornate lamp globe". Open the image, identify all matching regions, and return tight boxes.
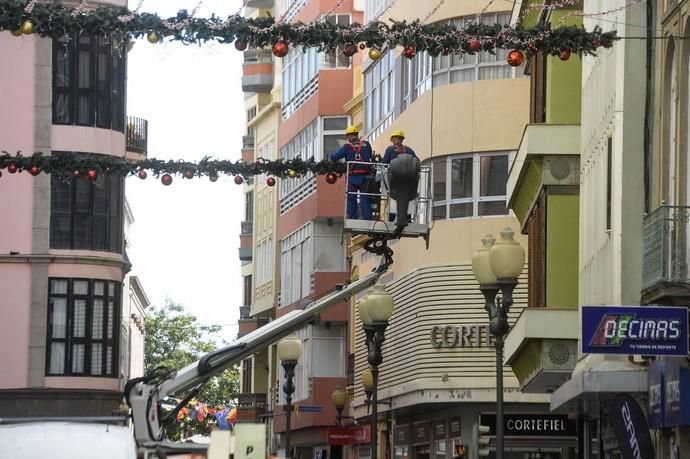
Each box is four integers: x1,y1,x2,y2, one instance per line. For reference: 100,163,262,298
331,386,347,411
471,234,497,285
358,295,373,325
489,227,525,279
277,335,302,362
361,368,374,392
360,283,394,323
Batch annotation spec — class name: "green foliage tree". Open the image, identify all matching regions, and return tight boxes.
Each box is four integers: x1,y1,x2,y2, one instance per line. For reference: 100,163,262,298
144,300,240,438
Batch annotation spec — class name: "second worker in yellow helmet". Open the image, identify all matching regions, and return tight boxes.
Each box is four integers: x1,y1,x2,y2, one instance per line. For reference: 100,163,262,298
382,129,418,223
382,129,417,164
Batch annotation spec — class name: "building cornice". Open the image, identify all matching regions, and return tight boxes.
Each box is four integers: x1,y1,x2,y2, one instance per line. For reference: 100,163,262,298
0,253,125,270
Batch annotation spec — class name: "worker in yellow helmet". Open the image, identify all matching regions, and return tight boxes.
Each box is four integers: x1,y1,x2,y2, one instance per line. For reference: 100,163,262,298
382,129,418,222
330,125,373,220
382,129,417,164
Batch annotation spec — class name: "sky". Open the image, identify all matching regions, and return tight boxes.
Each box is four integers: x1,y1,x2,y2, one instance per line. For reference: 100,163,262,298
125,0,246,336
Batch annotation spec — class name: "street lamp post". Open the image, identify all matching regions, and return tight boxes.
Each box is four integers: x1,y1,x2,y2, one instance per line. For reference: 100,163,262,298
361,368,374,414
358,284,395,459
278,335,303,459
471,228,525,459
331,386,348,426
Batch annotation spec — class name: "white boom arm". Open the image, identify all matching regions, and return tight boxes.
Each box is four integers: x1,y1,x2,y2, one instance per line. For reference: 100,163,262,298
128,261,388,446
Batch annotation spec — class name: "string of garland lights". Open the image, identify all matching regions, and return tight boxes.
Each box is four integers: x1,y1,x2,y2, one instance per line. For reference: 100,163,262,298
0,152,347,187
0,0,617,58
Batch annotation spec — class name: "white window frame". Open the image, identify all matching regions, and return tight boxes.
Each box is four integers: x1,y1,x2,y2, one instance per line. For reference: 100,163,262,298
430,13,518,87
322,14,352,69
364,49,396,140
282,46,320,119
364,0,394,22
279,223,313,307
277,324,345,404
431,152,513,220
279,120,319,213
255,237,273,285
400,51,432,112
321,116,350,159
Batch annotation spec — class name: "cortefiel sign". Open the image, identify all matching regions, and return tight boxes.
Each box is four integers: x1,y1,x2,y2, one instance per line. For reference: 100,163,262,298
581,305,689,356
479,414,576,438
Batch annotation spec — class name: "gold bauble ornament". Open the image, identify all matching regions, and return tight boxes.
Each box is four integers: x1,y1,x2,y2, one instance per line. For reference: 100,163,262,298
21,20,34,35
368,48,381,60
288,169,298,178
147,31,159,44
11,28,22,37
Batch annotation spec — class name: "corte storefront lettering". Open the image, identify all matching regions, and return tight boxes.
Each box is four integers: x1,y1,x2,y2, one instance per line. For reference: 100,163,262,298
430,325,495,348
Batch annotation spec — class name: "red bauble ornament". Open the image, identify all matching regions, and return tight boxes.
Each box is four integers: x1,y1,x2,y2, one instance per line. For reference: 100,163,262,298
507,49,524,67
87,169,98,182
266,177,276,187
359,43,366,50
234,175,244,185
184,169,195,179
161,174,173,186
468,39,481,53
592,39,601,47
72,170,81,178
29,165,40,176
7,163,18,174
343,43,357,57
403,46,416,59
138,170,147,180
559,49,571,61
234,39,247,51
272,40,289,58
326,173,338,185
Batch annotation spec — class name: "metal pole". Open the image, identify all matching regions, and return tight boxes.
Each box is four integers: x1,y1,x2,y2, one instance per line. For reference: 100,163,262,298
371,366,379,459
495,334,504,459
286,398,292,459
283,362,296,459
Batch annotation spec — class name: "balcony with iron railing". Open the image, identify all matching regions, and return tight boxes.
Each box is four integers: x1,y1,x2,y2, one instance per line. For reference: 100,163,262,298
642,205,690,303
125,116,148,156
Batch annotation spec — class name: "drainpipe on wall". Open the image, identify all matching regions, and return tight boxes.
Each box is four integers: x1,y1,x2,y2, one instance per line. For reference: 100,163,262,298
643,0,654,213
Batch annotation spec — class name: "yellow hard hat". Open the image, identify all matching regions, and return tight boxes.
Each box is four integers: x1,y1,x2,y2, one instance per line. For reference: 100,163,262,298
344,125,359,136
390,129,405,140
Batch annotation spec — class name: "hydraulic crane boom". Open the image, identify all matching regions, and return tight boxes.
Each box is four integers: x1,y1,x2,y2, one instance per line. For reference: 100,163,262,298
127,259,389,447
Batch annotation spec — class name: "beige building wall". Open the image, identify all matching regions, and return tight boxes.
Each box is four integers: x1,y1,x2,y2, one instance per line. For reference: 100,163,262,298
251,105,280,316
351,0,544,413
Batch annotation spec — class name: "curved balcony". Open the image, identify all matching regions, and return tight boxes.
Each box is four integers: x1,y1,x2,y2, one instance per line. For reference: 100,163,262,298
246,0,274,6
125,116,148,156
242,50,274,93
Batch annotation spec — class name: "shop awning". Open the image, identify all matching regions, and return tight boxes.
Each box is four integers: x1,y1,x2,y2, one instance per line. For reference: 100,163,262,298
550,355,648,413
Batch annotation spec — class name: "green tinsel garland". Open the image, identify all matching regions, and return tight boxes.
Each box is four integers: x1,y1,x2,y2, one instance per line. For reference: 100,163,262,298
0,0,618,56
0,152,346,179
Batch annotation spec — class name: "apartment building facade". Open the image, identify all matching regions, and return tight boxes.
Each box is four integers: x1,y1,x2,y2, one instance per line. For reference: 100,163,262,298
498,0,690,456
237,1,362,458
346,1,569,458
0,0,148,416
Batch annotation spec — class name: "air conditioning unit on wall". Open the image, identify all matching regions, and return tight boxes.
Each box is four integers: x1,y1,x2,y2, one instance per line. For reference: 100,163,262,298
541,339,578,371
542,156,580,186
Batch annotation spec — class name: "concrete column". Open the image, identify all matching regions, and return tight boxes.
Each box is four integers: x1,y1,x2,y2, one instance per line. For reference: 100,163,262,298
27,36,53,387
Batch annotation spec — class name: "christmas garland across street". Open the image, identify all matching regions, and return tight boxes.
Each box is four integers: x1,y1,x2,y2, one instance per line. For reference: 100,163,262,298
0,152,346,185
0,0,617,57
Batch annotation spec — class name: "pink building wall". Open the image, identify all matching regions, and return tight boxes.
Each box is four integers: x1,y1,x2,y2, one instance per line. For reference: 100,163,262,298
0,32,37,389
0,23,128,392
